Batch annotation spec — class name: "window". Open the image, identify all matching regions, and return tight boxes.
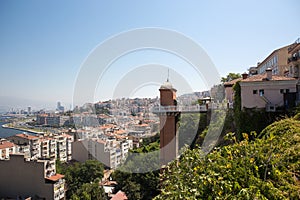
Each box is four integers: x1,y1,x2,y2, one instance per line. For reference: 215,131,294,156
253,90,257,94
286,89,289,93
259,89,264,96
280,89,284,94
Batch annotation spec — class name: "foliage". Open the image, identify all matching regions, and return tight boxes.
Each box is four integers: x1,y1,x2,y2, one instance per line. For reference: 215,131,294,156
113,169,159,200
57,160,106,199
178,113,203,149
70,180,105,200
155,117,300,199
221,72,242,83
113,143,160,199
141,133,160,147
131,141,159,153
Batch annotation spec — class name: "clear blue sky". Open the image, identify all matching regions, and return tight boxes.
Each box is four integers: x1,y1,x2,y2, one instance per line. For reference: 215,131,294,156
0,0,299,110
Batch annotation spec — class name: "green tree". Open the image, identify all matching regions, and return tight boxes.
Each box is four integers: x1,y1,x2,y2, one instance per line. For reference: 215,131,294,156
70,179,106,200
58,160,106,199
221,72,242,83
155,117,300,199
112,143,160,200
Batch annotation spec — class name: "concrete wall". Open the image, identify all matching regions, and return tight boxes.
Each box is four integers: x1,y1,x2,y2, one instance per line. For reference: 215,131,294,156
0,154,54,199
72,140,112,168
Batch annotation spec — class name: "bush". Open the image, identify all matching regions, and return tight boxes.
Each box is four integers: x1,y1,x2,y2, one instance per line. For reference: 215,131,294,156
155,118,300,199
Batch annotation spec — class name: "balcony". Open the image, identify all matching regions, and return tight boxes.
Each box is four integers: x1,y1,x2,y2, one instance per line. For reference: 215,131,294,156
288,54,299,63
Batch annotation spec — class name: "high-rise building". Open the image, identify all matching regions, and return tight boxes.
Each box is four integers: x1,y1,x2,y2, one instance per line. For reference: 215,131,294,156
28,106,31,114
56,102,64,113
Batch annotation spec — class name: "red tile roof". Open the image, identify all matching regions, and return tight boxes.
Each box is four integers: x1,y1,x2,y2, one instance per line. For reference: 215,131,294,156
114,130,126,135
45,173,64,181
15,133,38,140
241,73,296,82
111,191,128,200
60,133,73,138
0,140,15,149
96,139,106,144
224,78,243,87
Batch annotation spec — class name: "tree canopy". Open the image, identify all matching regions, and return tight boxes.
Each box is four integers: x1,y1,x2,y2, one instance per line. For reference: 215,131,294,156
221,72,242,83
56,160,107,200
155,117,300,199
112,135,160,200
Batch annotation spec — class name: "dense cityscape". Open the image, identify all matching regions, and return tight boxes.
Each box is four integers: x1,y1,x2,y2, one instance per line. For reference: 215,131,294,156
1,36,300,199
1,1,300,200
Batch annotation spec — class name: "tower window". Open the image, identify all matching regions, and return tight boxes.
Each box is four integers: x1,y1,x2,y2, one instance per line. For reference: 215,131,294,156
259,89,264,96
280,89,284,94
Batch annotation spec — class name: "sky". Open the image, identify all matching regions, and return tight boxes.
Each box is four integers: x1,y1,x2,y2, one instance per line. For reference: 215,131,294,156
0,0,299,111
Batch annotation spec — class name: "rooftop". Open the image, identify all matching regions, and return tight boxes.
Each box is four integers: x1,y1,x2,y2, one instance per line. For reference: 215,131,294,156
15,133,38,140
111,190,128,200
160,80,177,91
241,73,296,82
224,78,243,87
45,173,64,182
0,140,15,149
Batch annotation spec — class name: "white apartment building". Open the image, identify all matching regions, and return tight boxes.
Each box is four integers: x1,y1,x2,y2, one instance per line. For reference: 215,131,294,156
61,133,74,161
0,139,17,160
72,138,132,169
7,133,41,160
7,133,73,162
55,135,67,162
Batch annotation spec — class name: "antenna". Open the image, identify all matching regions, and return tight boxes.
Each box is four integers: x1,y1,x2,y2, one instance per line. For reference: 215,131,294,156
167,68,170,82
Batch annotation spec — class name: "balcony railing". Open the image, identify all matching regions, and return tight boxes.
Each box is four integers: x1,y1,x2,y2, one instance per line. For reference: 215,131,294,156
288,54,299,63
152,103,227,113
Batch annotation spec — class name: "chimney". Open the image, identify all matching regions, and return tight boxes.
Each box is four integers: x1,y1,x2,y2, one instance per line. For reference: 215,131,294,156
266,68,272,80
242,72,248,79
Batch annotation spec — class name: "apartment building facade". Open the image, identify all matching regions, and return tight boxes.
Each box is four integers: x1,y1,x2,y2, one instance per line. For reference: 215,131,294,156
72,138,132,169
0,154,65,200
255,44,293,76
36,114,69,127
7,133,40,160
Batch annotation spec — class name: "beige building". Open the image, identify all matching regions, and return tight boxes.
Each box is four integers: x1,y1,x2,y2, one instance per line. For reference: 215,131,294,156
256,44,293,76
72,138,131,169
72,139,117,168
0,154,65,200
240,69,297,111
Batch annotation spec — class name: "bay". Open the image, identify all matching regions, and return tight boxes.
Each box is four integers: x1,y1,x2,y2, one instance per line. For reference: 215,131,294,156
0,121,33,138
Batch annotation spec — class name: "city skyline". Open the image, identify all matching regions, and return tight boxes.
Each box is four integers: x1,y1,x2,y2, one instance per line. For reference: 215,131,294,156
1,0,300,110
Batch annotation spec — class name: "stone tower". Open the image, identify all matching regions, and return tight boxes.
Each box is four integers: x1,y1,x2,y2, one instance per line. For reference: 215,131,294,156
159,80,180,166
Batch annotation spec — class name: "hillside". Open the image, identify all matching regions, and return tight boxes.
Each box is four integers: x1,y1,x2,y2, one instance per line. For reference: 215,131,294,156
155,116,300,199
